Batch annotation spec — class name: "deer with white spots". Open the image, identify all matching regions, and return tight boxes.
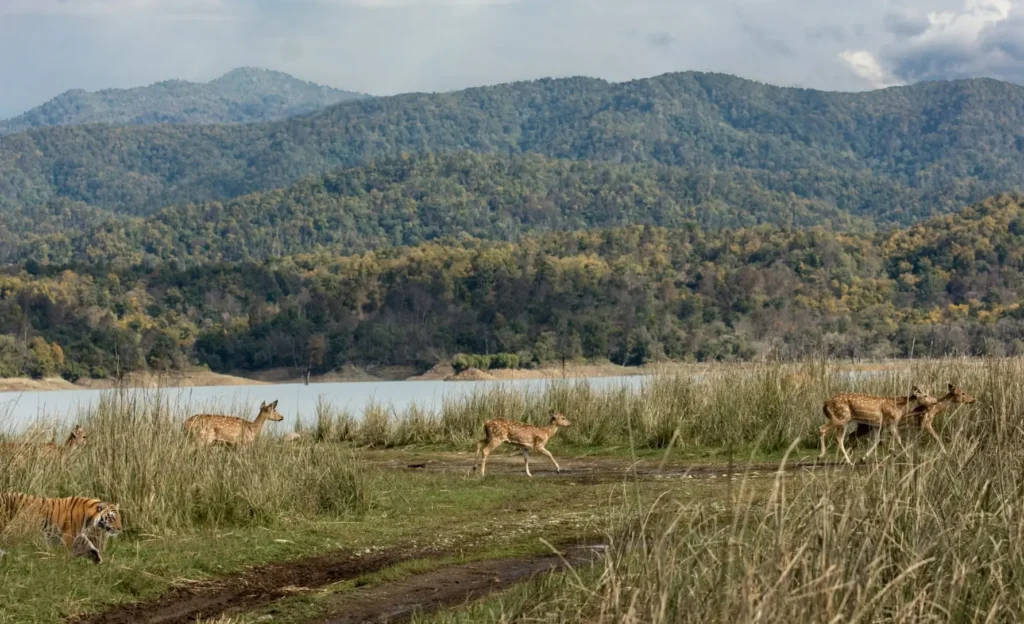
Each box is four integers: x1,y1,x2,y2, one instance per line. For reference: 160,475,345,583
473,411,571,477
819,386,938,465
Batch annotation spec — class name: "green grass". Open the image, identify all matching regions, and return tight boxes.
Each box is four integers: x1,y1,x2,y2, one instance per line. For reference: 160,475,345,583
0,459,696,623
0,356,1005,623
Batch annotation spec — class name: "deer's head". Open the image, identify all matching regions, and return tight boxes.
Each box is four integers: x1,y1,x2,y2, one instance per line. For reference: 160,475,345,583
947,383,976,405
549,410,571,427
259,400,284,422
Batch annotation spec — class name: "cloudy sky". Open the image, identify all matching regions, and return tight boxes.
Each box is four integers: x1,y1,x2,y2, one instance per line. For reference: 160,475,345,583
1,0,1022,118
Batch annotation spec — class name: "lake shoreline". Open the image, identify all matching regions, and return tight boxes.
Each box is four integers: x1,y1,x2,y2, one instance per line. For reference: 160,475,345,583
0,362,667,394
0,357,939,395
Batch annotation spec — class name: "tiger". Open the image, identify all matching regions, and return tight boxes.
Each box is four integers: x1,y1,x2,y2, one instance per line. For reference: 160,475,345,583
0,493,122,563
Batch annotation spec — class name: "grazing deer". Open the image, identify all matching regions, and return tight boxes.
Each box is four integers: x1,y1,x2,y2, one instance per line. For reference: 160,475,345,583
907,383,976,452
1,424,87,458
819,386,938,465
183,400,284,446
473,411,571,477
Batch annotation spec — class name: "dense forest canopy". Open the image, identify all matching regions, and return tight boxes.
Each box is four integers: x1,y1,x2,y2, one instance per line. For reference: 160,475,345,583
2,72,1023,228
0,67,368,136
3,194,1024,380
4,70,1024,379
1,152,879,267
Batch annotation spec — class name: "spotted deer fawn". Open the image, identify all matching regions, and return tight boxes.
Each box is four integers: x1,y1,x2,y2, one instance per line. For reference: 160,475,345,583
1,424,87,457
183,400,284,446
473,411,571,477
907,383,976,452
819,386,937,465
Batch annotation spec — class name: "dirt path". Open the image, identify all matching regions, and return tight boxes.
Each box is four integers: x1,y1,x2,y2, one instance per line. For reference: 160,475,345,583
311,545,602,624
70,544,599,624
388,452,849,483
71,545,443,624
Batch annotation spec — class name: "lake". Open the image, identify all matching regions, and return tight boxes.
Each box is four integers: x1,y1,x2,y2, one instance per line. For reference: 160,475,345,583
0,375,652,434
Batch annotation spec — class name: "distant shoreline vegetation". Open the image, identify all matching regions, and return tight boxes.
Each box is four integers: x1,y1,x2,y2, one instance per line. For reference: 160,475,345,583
2,193,1024,381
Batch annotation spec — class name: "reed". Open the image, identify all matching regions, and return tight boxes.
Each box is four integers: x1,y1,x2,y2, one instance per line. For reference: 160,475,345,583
419,357,1021,623
0,389,369,537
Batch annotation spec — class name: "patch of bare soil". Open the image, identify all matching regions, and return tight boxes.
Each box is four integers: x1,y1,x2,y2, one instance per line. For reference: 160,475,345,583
70,545,443,624
380,451,848,484
0,376,79,392
312,545,602,624
406,362,455,381
71,544,601,624
445,367,496,381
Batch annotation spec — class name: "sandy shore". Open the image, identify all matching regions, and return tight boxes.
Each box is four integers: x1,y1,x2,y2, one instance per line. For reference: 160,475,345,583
0,358,932,395
0,370,267,394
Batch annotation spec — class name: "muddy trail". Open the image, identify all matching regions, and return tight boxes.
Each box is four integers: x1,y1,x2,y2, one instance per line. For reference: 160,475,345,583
70,543,601,624
311,544,602,624
393,452,853,484
71,545,445,624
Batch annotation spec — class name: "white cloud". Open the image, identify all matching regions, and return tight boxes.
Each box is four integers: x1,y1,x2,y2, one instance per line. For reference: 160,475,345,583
920,0,1012,43
843,0,1024,84
839,50,904,88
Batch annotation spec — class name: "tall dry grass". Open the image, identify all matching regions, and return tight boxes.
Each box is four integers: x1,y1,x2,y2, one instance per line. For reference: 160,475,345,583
0,389,369,537
320,357,990,453
421,358,1021,623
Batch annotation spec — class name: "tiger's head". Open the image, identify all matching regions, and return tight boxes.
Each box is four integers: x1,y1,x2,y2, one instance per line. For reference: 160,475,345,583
92,502,122,537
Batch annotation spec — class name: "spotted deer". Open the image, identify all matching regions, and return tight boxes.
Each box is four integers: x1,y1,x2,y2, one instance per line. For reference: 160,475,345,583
1,425,87,458
907,383,976,452
819,386,938,465
183,400,284,446
473,411,571,477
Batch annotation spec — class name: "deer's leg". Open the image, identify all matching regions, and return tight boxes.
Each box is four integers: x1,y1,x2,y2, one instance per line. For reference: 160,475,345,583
538,446,561,473
522,448,532,477
479,439,502,477
863,424,882,461
923,414,946,453
473,438,485,472
837,423,854,466
889,420,905,453
818,422,832,458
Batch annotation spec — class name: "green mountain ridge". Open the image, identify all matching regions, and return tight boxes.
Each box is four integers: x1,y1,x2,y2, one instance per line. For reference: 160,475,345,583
1,71,1022,230
0,67,369,135
2,151,881,267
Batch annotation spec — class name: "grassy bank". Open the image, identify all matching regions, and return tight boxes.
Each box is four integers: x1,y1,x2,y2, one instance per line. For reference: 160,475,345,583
301,357,989,454
0,357,1001,622
417,360,1017,623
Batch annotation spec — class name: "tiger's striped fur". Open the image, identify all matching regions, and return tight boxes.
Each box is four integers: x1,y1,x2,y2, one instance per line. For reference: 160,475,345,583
0,493,121,563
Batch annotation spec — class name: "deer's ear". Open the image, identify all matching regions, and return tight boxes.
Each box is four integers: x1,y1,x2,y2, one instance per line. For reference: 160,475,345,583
948,383,955,392
271,400,279,409
260,401,266,409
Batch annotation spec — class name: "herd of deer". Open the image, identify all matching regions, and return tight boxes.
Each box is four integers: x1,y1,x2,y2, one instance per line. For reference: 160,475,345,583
1,382,976,472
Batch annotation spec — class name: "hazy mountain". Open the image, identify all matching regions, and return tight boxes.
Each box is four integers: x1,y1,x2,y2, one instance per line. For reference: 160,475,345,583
0,67,368,135
2,71,1023,227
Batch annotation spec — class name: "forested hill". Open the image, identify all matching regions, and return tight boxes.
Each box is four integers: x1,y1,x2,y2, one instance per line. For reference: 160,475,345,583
2,72,1023,226
3,193,1024,380
0,67,367,135
2,152,877,267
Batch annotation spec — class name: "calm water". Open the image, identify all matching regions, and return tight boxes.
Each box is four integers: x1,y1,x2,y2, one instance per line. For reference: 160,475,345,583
0,375,651,434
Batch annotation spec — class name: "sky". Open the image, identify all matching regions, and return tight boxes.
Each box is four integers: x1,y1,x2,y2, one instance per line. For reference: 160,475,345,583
1,0,1023,119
